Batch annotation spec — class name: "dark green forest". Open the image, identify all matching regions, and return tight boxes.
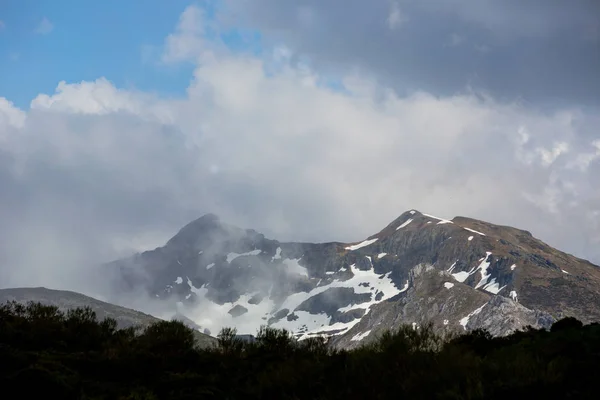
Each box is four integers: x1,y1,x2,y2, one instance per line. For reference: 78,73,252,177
1,301,599,399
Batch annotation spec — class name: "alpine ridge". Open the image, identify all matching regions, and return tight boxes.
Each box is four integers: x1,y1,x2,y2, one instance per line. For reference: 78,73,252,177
0,287,217,348
99,210,600,348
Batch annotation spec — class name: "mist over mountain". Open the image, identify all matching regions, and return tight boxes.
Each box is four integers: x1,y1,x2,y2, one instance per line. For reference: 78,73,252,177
89,209,600,347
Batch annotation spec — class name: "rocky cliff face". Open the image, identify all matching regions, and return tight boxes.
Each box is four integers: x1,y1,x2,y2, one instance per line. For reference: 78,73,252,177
103,210,600,347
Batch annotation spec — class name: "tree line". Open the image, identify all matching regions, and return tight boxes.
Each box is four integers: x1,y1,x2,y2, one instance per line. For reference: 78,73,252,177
0,300,598,399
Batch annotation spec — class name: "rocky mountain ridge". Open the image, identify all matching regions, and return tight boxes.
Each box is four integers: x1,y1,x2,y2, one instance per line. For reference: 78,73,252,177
0,287,217,348
102,210,600,348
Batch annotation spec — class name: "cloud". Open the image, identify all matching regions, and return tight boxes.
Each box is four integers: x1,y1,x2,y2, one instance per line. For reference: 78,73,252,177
418,0,600,39
30,78,174,122
220,0,600,106
0,98,26,129
1,4,600,305
162,5,207,63
0,20,5,30
567,140,600,172
34,17,54,35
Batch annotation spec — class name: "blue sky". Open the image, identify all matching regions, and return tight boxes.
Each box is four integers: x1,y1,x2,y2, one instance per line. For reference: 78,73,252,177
0,0,255,108
2,1,597,109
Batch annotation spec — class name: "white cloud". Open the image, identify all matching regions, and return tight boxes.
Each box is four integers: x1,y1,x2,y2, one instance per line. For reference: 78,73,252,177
537,142,569,167
568,140,600,172
34,17,54,35
161,5,206,63
0,98,26,130
1,5,600,297
30,78,173,123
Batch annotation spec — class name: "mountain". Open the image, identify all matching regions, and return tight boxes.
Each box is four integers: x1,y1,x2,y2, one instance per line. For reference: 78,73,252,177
104,210,600,348
0,287,217,348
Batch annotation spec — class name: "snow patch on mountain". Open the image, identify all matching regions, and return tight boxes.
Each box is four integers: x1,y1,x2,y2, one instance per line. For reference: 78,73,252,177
227,249,262,263
272,247,282,261
464,227,486,236
472,252,505,293
396,218,413,230
184,277,276,335
399,280,409,293
345,238,378,251
270,262,402,339
423,213,453,224
459,303,486,330
447,261,457,273
475,253,493,289
351,330,371,341
452,271,470,283
452,252,493,284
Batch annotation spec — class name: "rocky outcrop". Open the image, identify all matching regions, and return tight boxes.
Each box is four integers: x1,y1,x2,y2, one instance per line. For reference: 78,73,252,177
100,210,600,349
329,265,556,350
466,295,555,336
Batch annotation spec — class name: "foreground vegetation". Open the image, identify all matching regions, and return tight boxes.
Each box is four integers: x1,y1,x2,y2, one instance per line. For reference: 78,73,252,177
1,301,599,399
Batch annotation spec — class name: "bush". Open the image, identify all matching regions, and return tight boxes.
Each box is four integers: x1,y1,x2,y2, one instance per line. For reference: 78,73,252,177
0,301,597,399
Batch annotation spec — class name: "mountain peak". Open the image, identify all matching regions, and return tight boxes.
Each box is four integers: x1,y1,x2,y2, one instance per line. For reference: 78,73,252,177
104,208,600,349
192,213,221,224
374,209,454,237
165,213,225,249
400,209,422,217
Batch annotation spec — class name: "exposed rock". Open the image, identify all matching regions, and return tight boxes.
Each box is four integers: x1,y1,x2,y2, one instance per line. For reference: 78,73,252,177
331,308,366,324
98,209,600,349
248,293,264,305
295,287,371,316
228,304,248,318
466,295,555,336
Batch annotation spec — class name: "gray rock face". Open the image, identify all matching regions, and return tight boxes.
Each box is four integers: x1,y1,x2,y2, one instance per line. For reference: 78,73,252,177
467,295,555,336
228,304,248,317
100,210,600,348
296,287,371,316
328,265,556,350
